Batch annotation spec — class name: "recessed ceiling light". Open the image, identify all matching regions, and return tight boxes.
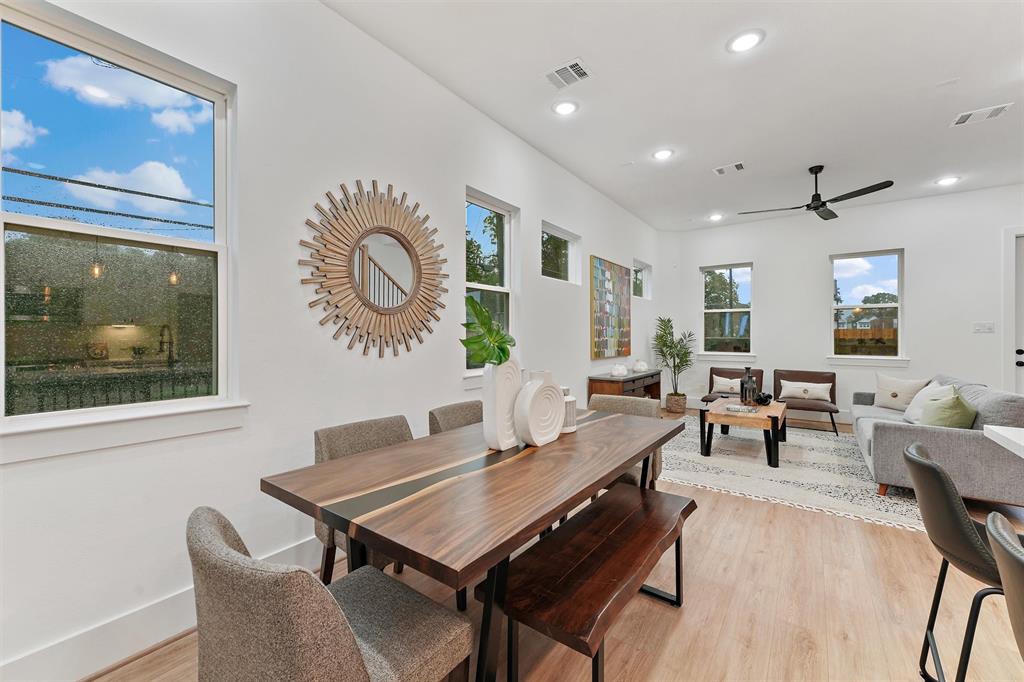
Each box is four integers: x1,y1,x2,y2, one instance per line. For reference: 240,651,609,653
553,101,578,116
727,30,765,53
708,213,724,222
652,149,674,161
935,176,960,186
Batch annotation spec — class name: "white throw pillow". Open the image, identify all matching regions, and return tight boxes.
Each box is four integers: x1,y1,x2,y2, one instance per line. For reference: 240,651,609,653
903,382,955,423
875,373,930,411
779,380,832,402
712,375,740,394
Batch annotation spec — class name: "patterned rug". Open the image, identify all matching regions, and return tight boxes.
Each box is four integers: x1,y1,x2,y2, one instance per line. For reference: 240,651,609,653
659,415,923,531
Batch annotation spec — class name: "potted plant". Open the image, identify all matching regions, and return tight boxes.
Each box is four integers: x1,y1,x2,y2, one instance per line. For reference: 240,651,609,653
462,296,521,450
651,316,696,413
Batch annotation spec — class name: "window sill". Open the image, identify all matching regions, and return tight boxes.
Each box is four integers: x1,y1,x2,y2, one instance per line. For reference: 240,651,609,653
0,398,250,464
696,352,757,362
463,368,483,391
825,355,910,368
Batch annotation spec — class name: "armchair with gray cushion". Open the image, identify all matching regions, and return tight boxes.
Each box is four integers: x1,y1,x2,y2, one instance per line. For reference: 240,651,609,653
587,394,662,488
851,375,1024,504
773,369,839,435
187,506,472,682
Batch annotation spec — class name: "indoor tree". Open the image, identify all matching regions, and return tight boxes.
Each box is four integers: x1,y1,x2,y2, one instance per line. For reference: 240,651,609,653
651,316,696,413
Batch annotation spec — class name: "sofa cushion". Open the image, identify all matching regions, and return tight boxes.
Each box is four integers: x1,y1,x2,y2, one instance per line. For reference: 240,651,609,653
711,375,741,394
956,383,1024,430
850,403,906,425
904,382,956,424
779,380,832,402
921,391,977,429
781,397,839,413
874,374,930,410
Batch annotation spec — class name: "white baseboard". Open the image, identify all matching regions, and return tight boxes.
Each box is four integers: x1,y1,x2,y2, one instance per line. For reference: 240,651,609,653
0,536,322,681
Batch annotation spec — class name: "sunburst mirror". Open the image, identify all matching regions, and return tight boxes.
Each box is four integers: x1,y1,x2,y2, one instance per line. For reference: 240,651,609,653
299,180,447,357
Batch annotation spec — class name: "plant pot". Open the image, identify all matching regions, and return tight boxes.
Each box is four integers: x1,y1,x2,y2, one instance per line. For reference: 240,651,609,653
665,393,687,414
481,357,522,450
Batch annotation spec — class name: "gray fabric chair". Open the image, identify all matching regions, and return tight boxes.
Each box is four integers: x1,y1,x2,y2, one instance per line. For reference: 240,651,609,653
903,444,1004,682
986,512,1024,661
187,507,472,682
428,400,483,435
314,416,413,584
587,394,662,488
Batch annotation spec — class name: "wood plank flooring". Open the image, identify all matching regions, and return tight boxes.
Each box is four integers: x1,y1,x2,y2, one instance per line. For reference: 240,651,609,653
92,481,1024,681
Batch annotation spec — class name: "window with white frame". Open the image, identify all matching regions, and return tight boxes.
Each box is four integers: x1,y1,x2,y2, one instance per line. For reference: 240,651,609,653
632,260,651,299
831,250,902,357
540,221,579,284
701,263,752,353
1,15,227,417
465,195,511,370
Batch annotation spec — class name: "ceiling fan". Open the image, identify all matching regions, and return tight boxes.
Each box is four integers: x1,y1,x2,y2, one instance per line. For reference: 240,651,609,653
738,165,894,221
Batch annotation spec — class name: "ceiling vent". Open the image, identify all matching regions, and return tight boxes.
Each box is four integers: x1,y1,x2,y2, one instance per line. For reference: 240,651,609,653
544,59,591,89
713,162,745,176
950,103,1013,127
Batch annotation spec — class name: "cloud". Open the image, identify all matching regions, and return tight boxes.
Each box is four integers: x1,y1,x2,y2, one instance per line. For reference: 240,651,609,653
42,56,211,134
2,109,48,152
851,281,897,301
833,257,872,279
878,278,898,291
151,101,212,134
65,161,193,215
26,162,46,170
731,267,752,283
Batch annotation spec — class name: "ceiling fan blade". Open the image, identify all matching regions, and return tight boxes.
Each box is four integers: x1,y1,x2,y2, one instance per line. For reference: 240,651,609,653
826,180,894,204
815,207,838,220
736,205,806,215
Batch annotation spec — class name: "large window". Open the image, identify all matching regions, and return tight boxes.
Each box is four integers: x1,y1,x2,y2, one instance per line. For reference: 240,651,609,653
831,251,902,357
1,15,226,417
702,263,751,353
465,195,511,370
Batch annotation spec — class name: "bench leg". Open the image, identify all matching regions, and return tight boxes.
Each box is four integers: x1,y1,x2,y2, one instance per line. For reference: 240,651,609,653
319,544,336,585
449,656,470,682
592,642,604,682
456,587,467,612
639,536,683,607
507,619,519,682
393,561,404,574
639,454,650,489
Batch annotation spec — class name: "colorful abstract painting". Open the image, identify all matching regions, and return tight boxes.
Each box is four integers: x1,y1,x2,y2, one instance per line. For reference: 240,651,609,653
590,255,632,359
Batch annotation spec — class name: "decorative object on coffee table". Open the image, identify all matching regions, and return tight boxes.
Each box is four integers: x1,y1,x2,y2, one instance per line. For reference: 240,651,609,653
298,179,448,357
740,366,758,405
590,256,632,359
699,397,788,467
462,295,521,450
651,316,695,414
514,370,565,446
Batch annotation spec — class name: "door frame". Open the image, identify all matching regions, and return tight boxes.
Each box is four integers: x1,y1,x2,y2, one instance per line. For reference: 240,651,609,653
1001,225,1024,391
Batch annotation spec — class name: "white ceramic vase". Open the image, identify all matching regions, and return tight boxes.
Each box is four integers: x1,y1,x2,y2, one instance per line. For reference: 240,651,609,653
514,370,566,446
482,357,522,451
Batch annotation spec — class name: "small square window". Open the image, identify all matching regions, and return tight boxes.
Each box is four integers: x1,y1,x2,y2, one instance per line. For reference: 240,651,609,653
540,221,580,284
632,260,652,299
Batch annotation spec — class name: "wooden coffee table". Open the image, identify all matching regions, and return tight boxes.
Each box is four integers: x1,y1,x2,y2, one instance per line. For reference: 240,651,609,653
699,398,787,468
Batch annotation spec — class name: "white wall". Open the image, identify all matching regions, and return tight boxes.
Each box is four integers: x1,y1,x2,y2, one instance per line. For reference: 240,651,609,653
656,184,1024,420
0,2,659,678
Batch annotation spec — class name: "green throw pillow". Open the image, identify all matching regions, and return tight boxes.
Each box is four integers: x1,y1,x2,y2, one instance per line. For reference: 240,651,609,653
920,390,977,429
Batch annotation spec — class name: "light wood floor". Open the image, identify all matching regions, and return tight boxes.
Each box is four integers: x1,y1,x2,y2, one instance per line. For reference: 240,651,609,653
93,479,1024,682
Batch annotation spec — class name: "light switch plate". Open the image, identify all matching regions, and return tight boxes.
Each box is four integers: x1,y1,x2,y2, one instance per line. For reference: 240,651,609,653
972,321,995,334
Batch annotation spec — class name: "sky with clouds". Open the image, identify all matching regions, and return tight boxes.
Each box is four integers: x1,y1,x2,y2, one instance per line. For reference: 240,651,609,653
1,22,213,241
833,254,899,304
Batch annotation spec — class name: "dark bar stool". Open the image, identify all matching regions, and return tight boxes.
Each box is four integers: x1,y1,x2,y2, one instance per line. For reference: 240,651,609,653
986,512,1024,661
903,444,1004,682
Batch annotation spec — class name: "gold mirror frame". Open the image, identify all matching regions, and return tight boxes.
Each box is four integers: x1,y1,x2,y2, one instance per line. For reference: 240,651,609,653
299,180,447,357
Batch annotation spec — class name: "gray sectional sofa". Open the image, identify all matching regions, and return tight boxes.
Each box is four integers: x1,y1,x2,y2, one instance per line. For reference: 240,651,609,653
851,374,1024,505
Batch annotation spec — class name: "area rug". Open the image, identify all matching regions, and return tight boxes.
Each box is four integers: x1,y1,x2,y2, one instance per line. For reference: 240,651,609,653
659,415,923,531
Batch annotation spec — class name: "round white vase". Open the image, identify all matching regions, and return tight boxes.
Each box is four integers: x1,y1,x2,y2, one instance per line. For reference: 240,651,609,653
482,357,522,451
514,370,566,446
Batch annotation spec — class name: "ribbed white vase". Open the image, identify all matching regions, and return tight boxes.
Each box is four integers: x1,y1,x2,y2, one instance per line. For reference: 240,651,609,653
482,357,522,451
514,370,566,447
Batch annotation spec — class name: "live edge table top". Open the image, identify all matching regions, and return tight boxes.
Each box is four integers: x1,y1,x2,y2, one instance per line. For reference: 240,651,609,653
703,397,787,430
261,410,685,590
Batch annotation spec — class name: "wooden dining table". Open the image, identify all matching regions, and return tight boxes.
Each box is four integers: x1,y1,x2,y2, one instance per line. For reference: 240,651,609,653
261,409,685,682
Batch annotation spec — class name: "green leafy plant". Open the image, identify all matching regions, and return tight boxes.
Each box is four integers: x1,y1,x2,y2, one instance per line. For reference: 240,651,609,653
651,316,696,395
461,295,516,366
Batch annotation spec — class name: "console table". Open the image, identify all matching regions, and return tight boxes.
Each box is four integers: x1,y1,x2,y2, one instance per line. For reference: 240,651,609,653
587,369,661,402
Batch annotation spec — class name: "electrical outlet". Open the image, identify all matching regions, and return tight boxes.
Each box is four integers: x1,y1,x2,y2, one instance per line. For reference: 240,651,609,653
972,321,995,334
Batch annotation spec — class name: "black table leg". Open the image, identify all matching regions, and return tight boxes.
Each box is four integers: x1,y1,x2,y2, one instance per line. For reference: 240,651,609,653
346,536,368,572
640,454,650,489
703,423,715,456
779,420,787,442
699,409,707,454
762,429,772,464
476,556,509,682
769,416,780,468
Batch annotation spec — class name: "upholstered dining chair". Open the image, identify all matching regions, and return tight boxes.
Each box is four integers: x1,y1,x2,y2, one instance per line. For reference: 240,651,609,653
187,507,472,682
773,369,839,435
314,416,413,585
428,400,483,435
903,444,1004,682
587,394,662,489
986,512,1024,660
701,367,764,434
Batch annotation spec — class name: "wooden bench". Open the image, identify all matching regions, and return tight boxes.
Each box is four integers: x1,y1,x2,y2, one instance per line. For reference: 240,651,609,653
478,483,697,681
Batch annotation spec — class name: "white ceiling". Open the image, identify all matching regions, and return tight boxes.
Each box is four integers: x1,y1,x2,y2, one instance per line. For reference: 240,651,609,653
325,1,1024,231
